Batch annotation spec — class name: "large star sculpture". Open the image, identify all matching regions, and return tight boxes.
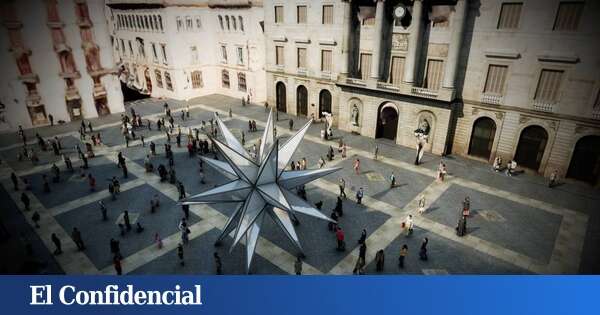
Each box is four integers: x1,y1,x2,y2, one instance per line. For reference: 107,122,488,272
181,110,340,272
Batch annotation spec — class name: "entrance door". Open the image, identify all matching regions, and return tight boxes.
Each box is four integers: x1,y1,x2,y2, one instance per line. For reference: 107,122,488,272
567,136,600,185
276,82,286,113
67,99,83,120
319,89,332,118
376,105,399,140
95,97,111,116
468,117,497,159
296,85,308,117
514,125,548,170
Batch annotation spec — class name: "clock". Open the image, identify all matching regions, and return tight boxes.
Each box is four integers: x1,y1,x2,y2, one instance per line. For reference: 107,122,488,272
394,5,406,19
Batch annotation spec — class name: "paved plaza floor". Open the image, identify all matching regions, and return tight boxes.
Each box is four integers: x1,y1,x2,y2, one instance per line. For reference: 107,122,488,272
0,94,598,275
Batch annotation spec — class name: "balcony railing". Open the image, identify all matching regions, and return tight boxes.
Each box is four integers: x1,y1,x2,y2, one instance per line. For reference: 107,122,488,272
481,93,502,105
592,108,600,120
411,87,438,99
377,82,400,91
532,99,556,113
346,77,366,86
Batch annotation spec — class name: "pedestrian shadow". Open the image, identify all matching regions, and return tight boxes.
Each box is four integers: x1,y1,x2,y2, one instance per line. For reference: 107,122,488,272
424,206,440,213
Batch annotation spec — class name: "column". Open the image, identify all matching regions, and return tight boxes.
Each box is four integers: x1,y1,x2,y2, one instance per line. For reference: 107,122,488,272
339,0,353,78
369,0,385,80
442,0,467,89
403,0,423,85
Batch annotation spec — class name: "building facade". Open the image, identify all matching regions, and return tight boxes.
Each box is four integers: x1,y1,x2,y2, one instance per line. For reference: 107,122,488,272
264,0,600,186
106,0,266,104
0,0,124,131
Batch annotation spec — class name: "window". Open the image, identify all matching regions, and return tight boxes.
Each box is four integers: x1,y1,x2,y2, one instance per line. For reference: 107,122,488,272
186,16,193,30
534,69,564,102
232,15,237,30
237,47,244,65
190,46,198,64
120,39,126,56
222,70,230,88
158,16,163,31
359,53,372,80
297,5,307,24
155,70,163,88
322,5,333,24
497,3,523,29
297,47,307,69
128,40,134,56
149,15,155,30
176,16,183,31
137,39,145,59
483,65,508,95
153,15,158,31
424,59,444,90
195,16,202,29
275,6,284,23
165,72,173,91
191,71,203,89
593,90,600,110
144,16,149,30
226,16,230,30
275,46,284,66
553,2,584,31
150,43,158,62
221,45,228,63
321,49,332,72
160,44,168,64
218,15,224,30
238,72,247,91
239,16,244,31
389,56,405,85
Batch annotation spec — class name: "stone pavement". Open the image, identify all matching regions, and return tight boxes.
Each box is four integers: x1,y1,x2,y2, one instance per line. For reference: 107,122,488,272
0,94,597,275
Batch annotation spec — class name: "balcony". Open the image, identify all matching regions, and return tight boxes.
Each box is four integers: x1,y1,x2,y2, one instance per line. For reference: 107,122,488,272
320,72,332,80
411,87,438,99
296,68,307,77
481,93,503,105
345,77,366,86
18,73,39,83
377,82,401,92
532,99,556,113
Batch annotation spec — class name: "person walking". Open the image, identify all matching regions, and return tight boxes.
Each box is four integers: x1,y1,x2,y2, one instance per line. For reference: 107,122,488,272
356,187,364,204
113,255,122,275
123,210,132,231
177,243,185,266
99,201,108,221
318,156,326,169
418,195,426,214
31,211,40,228
419,237,429,261
178,181,186,200
353,256,365,275
335,226,345,251
389,172,396,188
88,174,96,192
373,145,379,160
48,114,54,126
549,169,559,188
462,196,471,217
214,252,223,275
71,227,85,251
338,178,347,199
359,241,367,261
375,249,385,272
353,158,361,175
289,119,294,131
20,193,30,211
110,238,122,259
181,204,190,220
398,244,408,269
404,215,414,236
341,143,347,158
51,233,62,255
11,172,18,191
334,196,344,217
294,256,302,275
358,228,367,244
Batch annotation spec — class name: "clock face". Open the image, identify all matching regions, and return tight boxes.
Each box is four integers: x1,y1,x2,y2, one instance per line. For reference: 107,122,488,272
394,6,406,18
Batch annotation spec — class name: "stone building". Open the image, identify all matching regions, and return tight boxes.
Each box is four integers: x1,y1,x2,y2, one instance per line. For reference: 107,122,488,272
0,0,124,130
106,0,267,104
264,0,600,186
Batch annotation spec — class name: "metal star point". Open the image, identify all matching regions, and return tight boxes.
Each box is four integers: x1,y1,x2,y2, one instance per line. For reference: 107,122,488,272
181,110,340,272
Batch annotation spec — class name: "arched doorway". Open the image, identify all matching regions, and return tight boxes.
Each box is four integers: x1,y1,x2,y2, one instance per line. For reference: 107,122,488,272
514,125,548,170
276,82,286,113
318,89,331,118
296,85,308,117
144,68,152,94
567,136,600,185
468,117,496,159
376,104,399,140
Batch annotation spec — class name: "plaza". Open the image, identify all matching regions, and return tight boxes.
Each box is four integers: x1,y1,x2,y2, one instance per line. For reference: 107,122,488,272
0,94,597,275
